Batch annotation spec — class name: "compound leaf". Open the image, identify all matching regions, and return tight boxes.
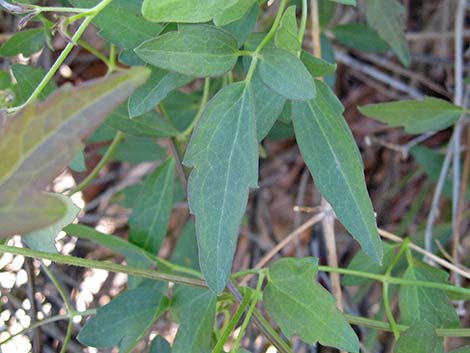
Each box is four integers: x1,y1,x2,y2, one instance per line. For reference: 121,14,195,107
399,259,460,328
365,0,410,66
129,158,175,254
359,97,463,134
0,67,149,238
183,82,258,293
258,48,316,101
78,287,167,353
0,28,46,57
128,67,193,118
135,25,239,77
394,322,438,353
292,80,383,263
264,257,359,352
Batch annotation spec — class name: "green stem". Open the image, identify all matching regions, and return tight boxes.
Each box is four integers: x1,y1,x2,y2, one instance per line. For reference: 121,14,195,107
383,282,400,339
318,266,470,296
66,0,114,23
68,131,124,196
212,291,252,353
107,44,117,74
344,314,470,337
232,274,265,352
177,77,211,141
33,6,90,13
0,244,207,288
6,0,114,114
77,39,112,67
297,0,308,56
0,309,96,346
60,320,74,353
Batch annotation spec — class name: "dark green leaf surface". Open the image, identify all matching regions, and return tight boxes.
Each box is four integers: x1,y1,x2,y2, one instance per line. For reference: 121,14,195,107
171,220,200,270
331,24,388,53
149,336,172,353
106,104,180,138
293,80,382,262
258,48,316,101
11,64,56,104
0,68,149,238
135,25,239,77
274,6,300,54
359,97,463,134
394,322,438,353
264,258,359,352
129,158,175,254
214,0,257,26
222,3,259,47
103,135,166,164
23,195,79,253
365,0,410,66
128,67,193,118
142,0,222,23
78,288,166,352
69,149,87,172
300,50,337,78
184,82,258,293
399,260,459,328
0,28,46,57
171,287,216,353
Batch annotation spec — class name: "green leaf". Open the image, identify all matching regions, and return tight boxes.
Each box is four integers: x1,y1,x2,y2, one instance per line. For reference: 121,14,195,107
106,104,180,138
71,0,163,49
128,67,193,118
23,195,80,253
274,6,300,54
171,287,216,353
365,0,410,66
171,220,200,271
11,64,56,104
78,287,167,353
162,91,200,131
359,97,463,134
331,24,388,53
394,322,438,353
0,28,46,57
69,149,87,172
183,82,258,293
103,134,166,164
0,67,149,238
399,259,459,328
343,242,398,286
252,71,286,141
142,0,221,23
278,101,292,124
258,48,316,101
449,346,470,353
213,0,257,26
222,3,259,47
292,80,382,262
300,50,337,78
135,25,239,77
264,257,359,352
329,0,356,5
129,158,175,254
149,336,171,353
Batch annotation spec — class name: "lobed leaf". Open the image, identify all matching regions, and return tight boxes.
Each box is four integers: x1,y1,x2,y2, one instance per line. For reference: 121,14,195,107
0,67,149,238
365,0,410,66
78,287,167,353
184,82,258,293
264,257,359,352
293,80,383,262
258,48,316,101
394,322,439,353
128,158,175,254
135,25,239,77
359,97,463,134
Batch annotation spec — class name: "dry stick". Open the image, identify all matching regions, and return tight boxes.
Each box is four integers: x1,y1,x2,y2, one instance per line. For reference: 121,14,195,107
378,228,470,281
240,213,325,286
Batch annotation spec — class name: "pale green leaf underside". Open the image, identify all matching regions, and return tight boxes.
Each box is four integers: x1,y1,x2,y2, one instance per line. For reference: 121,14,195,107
292,80,382,262
0,67,149,238
359,97,463,134
78,288,165,353
184,82,258,293
23,195,80,253
394,322,438,353
264,258,359,352
365,0,410,66
258,48,316,101
135,25,239,77
129,158,175,254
